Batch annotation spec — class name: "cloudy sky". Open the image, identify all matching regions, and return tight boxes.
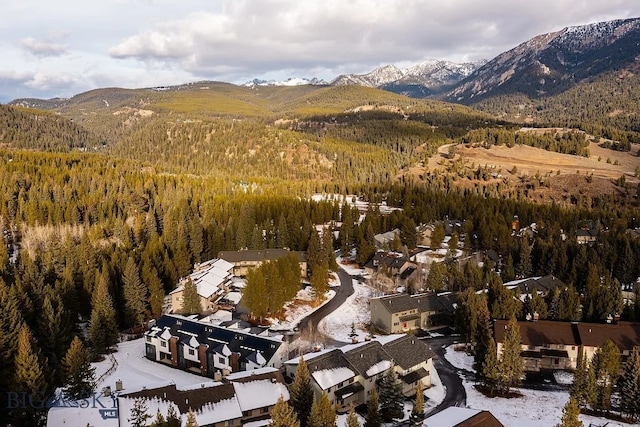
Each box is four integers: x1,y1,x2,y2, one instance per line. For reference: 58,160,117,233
2,0,640,102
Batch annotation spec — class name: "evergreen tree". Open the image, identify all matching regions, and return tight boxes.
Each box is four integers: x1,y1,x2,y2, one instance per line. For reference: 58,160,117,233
289,356,314,427
481,336,500,394
425,262,447,291
62,336,96,399
88,274,118,355
146,270,165,319
122,256,149,328
150,408,166,427
619,347,640,420
430,223,445,249
268,396,300,427
591,339,620,412
410,380,425,421
473,296,493,377
185,408,198,427
128,397,152,427
180,278,201,315
308,392,336,427
309,260,329,298
0,281,25,394
378,369,403,421
571,350,589,408
346,403,360,427
12,323,49,426
497,316,524,395
339,215,353,257
515,238,532,278
166,404,181,427
363,388,382,427
355,224,376,265
556,397,583,427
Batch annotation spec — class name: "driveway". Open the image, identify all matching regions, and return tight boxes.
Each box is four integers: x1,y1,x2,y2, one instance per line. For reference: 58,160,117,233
422,336,468,417
296,267,354,339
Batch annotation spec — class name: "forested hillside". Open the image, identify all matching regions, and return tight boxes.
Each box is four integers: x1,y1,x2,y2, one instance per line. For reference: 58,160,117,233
472,72,640,148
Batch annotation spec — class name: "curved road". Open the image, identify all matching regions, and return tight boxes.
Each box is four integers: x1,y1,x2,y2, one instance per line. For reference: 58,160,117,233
297,267,354,339
423,336,467,417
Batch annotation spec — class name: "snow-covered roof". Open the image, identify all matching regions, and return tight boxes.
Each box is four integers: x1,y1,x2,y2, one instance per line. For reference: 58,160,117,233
365,360,392,377
170,259,233,299
47,404,120,427
224,291,242,304
118,397,175,426
311,367,356,390
224,366,278,381
424,407,481,426
191,398,243,426
233,379,289,411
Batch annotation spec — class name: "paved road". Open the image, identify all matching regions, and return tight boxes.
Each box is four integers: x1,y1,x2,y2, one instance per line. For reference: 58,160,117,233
296,267,354,340
422,336,468,417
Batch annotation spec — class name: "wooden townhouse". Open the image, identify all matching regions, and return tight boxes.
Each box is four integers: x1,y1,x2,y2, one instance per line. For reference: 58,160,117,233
118,368,288,427
284,334,434,410
494,319,640,372
218,248,308,277
144,315,287,377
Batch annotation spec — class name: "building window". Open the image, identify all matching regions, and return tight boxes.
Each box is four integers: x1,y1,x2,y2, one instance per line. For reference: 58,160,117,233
219,357,225,364
145,336,151,342
161,341,167,348
261,407,269,414
188,349,195,356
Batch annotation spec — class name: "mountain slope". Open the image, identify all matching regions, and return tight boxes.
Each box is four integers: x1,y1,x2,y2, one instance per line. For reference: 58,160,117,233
446,17,640,103
331,60,485,97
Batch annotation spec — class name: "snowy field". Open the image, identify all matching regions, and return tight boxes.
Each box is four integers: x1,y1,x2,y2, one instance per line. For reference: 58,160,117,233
268,285,337,331
443,345,635,427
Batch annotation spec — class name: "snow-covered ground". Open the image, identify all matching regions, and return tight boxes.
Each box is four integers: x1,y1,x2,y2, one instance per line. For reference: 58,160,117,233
268,285,337,331
318,279,372,343
443,345,634,427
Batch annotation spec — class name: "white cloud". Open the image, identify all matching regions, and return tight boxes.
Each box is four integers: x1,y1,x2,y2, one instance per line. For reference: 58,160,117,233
20,37,68,58
2,0,640,100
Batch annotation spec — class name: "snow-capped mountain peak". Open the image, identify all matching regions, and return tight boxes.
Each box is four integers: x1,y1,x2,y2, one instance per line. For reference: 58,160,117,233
243,77,328,87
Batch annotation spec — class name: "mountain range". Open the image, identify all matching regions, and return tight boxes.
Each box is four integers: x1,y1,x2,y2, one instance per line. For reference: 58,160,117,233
446,17,640,103
9,16,640,119
236,17,640,103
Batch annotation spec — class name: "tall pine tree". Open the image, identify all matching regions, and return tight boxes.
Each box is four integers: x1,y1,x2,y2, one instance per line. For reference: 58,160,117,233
128,397,152,427
289,356,314,427
89,273,118,354
308,392,336,427
12,324,49,427
555,397,582,427
497,316,524,395
378,369,403,421
363,388,381,427
122,256,149,328
268,396,300,427
180,278,201,315
62,336,96,399
619,347,640,421
346,403,360,427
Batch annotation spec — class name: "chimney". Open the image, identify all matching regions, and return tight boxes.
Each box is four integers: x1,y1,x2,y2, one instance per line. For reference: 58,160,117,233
533,312,539,322
614,313,621,324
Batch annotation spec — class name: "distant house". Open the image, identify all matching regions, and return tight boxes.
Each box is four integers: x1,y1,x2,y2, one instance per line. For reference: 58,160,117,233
576,228,598,245
369,292,456,334
118,367,288,427
503,275,565,301
364,252,419,287
218,249,308,277
169,258,235,314
144,315,287,377
374,228,401,249
424,407,504,427
493,319,640,372
284,334,434,410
